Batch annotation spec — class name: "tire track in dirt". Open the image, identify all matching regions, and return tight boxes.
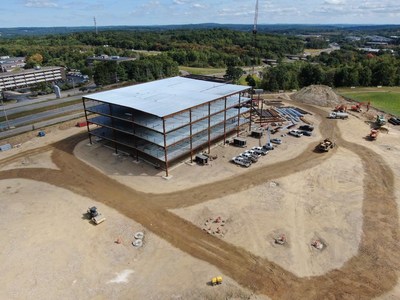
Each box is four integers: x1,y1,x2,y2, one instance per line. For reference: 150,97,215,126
0,104,398,299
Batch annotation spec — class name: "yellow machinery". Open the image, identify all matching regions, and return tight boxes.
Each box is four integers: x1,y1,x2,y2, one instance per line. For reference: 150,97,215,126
211,276,223,286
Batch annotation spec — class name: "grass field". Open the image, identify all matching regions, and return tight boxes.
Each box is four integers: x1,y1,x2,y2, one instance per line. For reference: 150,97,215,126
179,66,226,75
335,87,400,116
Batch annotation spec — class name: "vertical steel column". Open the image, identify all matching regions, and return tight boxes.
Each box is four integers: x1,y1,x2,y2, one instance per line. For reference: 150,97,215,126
109,104,117,154
131,109,139,162
208,102,211,153
162,118,169,177
259,92,263,125
223,97,227,144
82,97,92,144
248,92,252,131
236,93,241,136
189,109,193,163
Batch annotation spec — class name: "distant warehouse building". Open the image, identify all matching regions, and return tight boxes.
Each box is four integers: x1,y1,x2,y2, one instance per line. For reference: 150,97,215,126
82,76,251,176
0,66,65,90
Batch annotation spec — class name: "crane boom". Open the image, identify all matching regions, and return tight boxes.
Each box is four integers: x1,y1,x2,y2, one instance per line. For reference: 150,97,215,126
253,0,259,34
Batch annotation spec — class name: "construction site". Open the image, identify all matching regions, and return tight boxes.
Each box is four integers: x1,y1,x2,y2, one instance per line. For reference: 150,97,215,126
0,82,400,299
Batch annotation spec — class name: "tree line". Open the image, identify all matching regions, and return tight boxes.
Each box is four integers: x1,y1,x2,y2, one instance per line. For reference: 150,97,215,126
261,49,400,91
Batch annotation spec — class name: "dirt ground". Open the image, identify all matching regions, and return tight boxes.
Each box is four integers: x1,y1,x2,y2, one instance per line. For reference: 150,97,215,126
0,97,400,299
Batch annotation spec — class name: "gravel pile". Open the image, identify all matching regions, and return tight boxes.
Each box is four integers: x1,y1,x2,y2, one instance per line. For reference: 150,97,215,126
291,85,343,107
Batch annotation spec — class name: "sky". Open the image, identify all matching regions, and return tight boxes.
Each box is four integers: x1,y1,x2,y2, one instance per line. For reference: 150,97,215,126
1,0,400,28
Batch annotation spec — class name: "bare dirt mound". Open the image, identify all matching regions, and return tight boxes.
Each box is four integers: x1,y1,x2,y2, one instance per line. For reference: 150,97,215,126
291,85,342,107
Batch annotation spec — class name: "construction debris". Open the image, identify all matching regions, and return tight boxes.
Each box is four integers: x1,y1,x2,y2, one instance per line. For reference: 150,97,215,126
202,216,226,237
274,234,287,245
132,231,145,248
311,239,324,250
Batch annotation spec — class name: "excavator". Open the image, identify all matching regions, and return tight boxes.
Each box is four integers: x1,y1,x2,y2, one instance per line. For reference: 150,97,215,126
350,101,370,112
333,104,347,112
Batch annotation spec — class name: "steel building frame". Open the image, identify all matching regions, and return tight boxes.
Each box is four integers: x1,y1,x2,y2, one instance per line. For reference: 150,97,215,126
82,77,251,176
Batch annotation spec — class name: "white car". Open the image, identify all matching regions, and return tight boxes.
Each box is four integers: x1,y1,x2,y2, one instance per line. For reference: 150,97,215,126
232,156,251,167
288,130,303,137
240,152,258,162
252,146,268,155
270,138,282,144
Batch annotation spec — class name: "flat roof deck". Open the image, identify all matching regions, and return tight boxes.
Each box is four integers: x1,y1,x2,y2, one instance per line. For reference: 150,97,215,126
84,76,250,118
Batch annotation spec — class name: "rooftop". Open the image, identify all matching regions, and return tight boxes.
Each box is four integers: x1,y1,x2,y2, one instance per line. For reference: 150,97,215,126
84,76,250,118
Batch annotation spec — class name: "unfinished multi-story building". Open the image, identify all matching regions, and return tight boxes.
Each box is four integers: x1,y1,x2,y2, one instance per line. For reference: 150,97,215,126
82,76,251,176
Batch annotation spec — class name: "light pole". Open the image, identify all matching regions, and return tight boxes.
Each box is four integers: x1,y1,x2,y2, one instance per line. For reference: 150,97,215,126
0,91,10,130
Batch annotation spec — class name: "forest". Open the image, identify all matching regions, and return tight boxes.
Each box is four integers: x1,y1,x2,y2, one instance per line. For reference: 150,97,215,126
1,26,400,90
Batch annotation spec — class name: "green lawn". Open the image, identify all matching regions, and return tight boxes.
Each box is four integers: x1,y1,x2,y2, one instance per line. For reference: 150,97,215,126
335,87,400,116
179,66,226,75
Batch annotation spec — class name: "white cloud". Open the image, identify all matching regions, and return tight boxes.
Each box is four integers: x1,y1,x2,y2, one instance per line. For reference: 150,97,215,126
25,0,58,8
192,3,206,9
173,0,189,4
324,0,346,5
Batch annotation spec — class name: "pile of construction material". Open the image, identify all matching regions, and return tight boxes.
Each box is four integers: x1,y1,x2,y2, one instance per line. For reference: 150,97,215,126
132,231,144,248
291,85,343,107
202,216,226,237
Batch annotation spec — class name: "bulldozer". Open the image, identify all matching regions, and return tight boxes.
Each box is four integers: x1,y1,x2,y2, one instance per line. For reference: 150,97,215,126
87,206,106,225
316,139,335,152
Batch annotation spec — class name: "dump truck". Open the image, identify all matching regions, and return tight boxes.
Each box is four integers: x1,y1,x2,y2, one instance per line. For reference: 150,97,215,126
368,129,378,141
316,139,335,152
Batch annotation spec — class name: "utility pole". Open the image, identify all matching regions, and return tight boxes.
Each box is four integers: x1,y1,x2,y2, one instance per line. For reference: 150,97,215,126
0,91,10,130
94,17,98,35
252,0,259,74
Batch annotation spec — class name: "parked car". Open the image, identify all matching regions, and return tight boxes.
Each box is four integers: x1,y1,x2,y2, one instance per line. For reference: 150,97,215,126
388,117,400,125
263,143,274,150
240,152,258,163
252,146,268,155
246,150,262,158
288,130,303,137
299,125,314,132
232,156,251,167
300,130,312,136
270,138,282,144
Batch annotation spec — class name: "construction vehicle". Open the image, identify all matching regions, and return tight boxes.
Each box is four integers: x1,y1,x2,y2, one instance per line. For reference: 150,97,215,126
368,129,378,141
333,104,347,112
350,101,370,112
316,139,335,152
329,112,349,119
211,276,223,286
87,206,106,225
376,115,386,127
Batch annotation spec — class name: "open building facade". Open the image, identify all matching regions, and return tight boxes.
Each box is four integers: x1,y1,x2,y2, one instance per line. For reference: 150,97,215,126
82,76,251,176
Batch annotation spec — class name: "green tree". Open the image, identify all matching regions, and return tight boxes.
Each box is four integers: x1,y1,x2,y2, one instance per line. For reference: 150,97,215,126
224,66,244,83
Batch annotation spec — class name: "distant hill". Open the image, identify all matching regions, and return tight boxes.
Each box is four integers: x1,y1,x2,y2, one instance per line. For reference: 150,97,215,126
1,24,400,37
